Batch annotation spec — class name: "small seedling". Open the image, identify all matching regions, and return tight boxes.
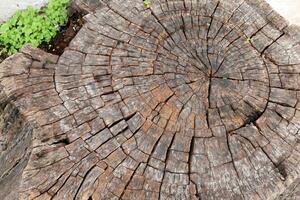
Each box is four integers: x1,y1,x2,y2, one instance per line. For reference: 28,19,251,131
144,0,151,9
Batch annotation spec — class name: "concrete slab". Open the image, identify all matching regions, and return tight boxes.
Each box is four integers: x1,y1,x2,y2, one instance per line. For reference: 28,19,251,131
0,0,49,23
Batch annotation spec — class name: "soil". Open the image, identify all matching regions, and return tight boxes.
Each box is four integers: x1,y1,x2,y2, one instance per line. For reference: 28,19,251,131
40,9,84,55
0,54,5,63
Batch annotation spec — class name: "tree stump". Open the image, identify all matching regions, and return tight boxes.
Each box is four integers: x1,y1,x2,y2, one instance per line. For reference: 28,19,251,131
0,0,300,199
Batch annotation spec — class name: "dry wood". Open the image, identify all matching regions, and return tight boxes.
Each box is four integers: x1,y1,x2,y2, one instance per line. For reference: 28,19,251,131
0,0,299,199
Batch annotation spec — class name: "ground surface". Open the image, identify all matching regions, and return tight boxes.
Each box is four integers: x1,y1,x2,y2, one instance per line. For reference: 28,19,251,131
0,0,49,23
0,0,300,199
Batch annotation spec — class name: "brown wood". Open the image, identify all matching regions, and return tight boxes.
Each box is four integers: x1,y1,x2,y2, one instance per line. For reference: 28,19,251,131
0,0,299,199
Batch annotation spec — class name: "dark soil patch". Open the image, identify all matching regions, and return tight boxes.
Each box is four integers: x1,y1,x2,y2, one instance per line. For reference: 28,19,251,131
0,54,5,63
40,9,84,55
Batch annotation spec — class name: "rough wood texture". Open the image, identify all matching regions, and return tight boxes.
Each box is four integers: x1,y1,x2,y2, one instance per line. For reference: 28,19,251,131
0,0,300,199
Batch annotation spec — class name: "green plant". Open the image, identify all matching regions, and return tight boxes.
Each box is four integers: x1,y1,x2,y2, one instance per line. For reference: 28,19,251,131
143,0,151,9
0,0,70,56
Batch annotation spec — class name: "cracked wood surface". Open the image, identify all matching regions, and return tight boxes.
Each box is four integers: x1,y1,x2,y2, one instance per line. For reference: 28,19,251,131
0,0,300,199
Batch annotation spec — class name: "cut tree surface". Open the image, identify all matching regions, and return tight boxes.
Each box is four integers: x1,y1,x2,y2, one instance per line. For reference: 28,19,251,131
0,0,300,199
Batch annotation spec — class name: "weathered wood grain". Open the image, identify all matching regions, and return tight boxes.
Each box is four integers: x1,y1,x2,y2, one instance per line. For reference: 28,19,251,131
0,0,299,199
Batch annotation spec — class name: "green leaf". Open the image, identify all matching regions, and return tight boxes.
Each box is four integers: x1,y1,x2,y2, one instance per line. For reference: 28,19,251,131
0,24,10,33
143,0,151,8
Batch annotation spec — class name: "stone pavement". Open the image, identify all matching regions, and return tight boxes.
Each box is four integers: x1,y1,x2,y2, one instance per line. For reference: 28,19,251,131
0,0,299,199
